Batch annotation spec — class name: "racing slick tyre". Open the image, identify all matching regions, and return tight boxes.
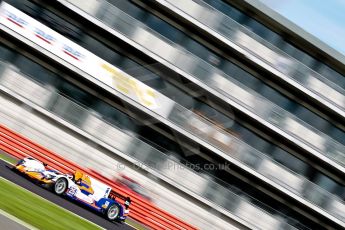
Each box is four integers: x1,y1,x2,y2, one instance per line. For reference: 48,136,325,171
54,178,68,195
106,204,121,221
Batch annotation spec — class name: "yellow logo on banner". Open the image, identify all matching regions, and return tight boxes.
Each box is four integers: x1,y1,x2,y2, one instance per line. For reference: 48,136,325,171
101,64,157,108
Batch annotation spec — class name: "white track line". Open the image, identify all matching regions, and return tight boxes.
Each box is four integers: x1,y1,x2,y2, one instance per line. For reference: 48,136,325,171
0,208,38,230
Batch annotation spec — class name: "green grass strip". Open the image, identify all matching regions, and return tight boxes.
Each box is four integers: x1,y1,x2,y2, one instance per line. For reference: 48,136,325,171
0,153,17,165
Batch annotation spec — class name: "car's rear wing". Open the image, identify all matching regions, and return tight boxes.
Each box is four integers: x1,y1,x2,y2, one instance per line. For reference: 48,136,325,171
109,190,131,209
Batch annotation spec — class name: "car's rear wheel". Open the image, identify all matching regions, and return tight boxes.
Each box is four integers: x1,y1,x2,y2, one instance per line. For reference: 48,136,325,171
54,178,67,195
106,204,120,221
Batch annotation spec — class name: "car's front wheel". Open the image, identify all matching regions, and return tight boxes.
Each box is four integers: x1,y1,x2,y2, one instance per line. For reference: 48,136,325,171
106,204,120,221
54,178,68,195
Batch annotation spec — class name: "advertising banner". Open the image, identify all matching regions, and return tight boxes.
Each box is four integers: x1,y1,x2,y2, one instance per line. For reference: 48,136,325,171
0,2,175,117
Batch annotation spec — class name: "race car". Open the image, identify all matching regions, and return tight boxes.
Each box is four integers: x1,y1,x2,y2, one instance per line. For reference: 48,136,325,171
12,157,131,222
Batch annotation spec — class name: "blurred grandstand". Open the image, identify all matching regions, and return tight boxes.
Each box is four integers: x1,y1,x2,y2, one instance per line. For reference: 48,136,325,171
1,0,345,229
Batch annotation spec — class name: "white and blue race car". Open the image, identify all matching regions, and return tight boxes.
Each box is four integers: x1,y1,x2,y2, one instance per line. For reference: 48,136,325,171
13,157,131,222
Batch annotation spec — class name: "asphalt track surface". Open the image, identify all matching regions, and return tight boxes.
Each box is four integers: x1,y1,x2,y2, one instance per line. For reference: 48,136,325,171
0,159,134,230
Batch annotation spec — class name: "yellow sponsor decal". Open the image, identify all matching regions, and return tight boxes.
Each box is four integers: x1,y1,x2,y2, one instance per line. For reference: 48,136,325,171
101,64,157,108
